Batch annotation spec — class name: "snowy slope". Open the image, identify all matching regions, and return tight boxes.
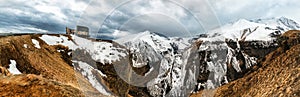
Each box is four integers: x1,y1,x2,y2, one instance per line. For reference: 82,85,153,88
8,60,22,75
116,31,176,68
116,31,174,53
170,37,190,50
72,61,111,95
38,34,128,96
40,35,127,64
204,17,300,41
116,31,191,51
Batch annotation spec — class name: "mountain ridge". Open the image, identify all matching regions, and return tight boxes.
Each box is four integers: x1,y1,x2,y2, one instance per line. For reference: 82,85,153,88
202,17,300,41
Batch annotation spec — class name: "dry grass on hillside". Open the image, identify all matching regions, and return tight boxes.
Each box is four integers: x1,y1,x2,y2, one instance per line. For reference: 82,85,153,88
0,34,105,96
0,74,85,97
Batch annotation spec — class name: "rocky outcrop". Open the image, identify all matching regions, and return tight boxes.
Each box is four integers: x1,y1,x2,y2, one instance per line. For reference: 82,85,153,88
71,37,152,97
189,38,279,92
225,39,278,81
191,30,300,97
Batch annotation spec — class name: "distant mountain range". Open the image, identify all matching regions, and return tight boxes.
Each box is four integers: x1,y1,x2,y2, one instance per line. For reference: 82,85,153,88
201,17,300,41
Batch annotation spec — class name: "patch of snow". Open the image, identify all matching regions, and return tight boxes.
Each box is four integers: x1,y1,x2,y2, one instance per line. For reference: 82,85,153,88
96,70,107,78
8,60,22,74
144,67,154,76
73,61,110,95
72,35,128,64
31,39,41,49
68,52,71,56
170,37,191,50
40,35,127,64
40,35,76,49
206,80,215,89
92,42,127,64
23,44,28,48
242,52,257,68
57,49,63,52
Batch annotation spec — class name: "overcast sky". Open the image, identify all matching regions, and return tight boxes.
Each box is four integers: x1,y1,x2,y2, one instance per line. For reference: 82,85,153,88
0,0,299,38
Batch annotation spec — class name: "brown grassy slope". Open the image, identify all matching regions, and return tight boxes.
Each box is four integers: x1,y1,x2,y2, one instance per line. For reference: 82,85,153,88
0,74,85,97
0,34,104,96
191,30,300,97
0,34,77,84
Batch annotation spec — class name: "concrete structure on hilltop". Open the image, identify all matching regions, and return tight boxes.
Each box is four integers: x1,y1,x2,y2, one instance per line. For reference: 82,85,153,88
76,25,89,38
65,26,89,38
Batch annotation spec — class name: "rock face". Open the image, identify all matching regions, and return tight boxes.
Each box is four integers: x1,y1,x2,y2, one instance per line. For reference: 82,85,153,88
191,30,300,97
188,17,299,95
187,38,278,93
206,17,300,41
224,39,278,81
116,31,187,96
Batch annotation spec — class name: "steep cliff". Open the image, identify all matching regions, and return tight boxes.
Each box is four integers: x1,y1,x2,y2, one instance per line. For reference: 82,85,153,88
191,30,300,97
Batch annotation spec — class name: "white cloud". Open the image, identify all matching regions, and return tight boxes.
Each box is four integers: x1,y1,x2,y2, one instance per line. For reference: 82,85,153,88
0,25,48,33
208,0,300,24
34,5,67,21
112,30,130,38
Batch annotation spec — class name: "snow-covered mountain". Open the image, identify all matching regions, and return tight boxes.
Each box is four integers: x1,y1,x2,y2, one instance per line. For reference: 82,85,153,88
116,31,190,52
203,17,300,41
251,17,300,30
114,29,266,96
116,31,189,96
112,17,300,96
188,17,300,91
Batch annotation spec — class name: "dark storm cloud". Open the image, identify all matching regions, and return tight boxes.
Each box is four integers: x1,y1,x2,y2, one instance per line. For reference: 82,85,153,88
95,0,205,38
0,7,56,33
0,0,85,33
118,14,191,37
1,0,299,38
98,9,133,34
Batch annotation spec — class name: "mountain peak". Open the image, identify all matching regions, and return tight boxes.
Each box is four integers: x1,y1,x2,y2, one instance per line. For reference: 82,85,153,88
235,19,251,24
277,17,300,29
231,19,261,28
206,17,300,41
250,17,300,29
115,31,170,44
